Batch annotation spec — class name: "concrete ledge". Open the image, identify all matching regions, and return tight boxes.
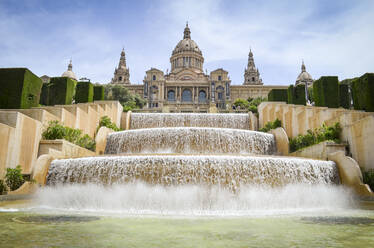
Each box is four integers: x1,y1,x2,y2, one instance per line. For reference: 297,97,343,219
269,127,289,155
95,127,114,155
32,154,55,185
290,141,346,160
125,111,132,130
38,139,95,158
328,151,373,197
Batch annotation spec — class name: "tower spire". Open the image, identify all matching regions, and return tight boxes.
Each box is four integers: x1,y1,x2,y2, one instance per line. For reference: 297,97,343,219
68,59,73,71
183,22,191,39
301,60,306,72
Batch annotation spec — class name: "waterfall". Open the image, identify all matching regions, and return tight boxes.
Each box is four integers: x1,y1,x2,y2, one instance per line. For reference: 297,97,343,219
46,156,339,190
105,127,276,155
130,113,250,130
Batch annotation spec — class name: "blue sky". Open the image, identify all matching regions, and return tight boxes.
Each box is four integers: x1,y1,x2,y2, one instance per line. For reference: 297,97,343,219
0,0,373,85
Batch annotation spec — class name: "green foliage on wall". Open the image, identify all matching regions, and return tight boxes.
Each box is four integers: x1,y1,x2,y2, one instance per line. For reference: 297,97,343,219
268,89,288,102
289,122,342,153
362,169,374,191
0,68,43,109
313,76,339,108
259,118,281,132
0,179,7,195
339,83,350,109
5,165,25,191
42,120,96,151
93,85,105,101
97,116,121,132
46,77,77,106
76,81,94,103
287,84,306,105
351,73,374,112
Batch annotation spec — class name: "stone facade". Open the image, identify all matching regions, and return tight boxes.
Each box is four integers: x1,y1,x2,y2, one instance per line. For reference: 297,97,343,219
116,24,287,112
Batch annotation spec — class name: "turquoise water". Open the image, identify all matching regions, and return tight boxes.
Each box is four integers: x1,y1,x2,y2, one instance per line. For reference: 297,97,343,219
1,199,374,248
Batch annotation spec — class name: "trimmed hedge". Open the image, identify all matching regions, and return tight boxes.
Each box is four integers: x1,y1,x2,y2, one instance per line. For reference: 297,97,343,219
0,68,42,109
351,73,374,112
39,83,49,105
75,81,94,103
268,89,288,102
93,85,105,101
287,84,306,105
46,77,76,106
313,76,339,108
339,83,350,109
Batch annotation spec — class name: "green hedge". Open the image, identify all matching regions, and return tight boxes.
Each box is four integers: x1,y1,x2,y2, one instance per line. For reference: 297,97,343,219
313,76,339,108
93,85,105,101
351,73,374,112
268,89,288,102
39,83,49,105
287,84,306,105
46,77,76,106
339,83,350,109
75,81,94,103
0,68,42,109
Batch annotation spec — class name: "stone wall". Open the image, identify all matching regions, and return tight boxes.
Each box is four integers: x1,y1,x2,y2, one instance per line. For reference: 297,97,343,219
289,141,346,160
258,102,374,170
0,101,122,179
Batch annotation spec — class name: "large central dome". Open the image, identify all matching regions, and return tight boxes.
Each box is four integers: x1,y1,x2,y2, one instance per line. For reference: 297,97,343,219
172,24,202,55
170,23,204,74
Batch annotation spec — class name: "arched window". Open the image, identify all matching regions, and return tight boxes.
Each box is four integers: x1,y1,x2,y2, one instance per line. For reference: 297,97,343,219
218,75,222,81
216,86,224,100
252,77,255,82
150,85,158,101
198,90,206,102
153,75,156,81
182,89,192,102
167,90,175,101
119,76,122,81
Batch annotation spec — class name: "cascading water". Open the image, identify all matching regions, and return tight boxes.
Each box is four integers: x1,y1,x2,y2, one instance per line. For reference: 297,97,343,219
105,127,276,155
42,113,355,215
130,113,250,129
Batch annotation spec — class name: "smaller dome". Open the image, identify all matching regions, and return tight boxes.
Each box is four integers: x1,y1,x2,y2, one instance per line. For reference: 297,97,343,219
61,60,77,80
62,70,77,80
297,71,313,81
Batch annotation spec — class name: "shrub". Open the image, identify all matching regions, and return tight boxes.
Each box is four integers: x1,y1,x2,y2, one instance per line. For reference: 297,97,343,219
307,86,314,103
0,68,43,109
268,89,288,102
313,76,339,108
259,118,282,132
39,83,50,105
0,179,7,195
97,116,120,132
351,73,374,112
104,84,146,111
93,85,105,101
287,84,306,105
362,169,374,191
339,83,350,109
75,81,94,103
289,122,341,152
46,77,76,105
233,98,249,109
5,165,25,191
42,121,96,151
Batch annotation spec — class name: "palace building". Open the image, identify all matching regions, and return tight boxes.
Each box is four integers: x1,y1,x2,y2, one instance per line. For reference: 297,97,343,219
111,23,288,112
